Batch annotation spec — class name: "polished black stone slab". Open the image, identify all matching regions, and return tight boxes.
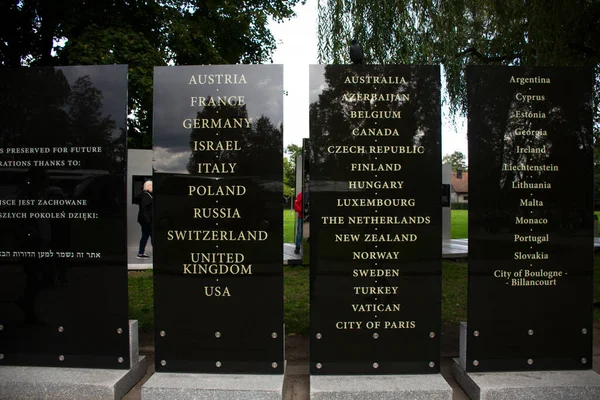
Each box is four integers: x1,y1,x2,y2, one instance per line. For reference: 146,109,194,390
309,64,442,375
0,65,129,369
153,65,283,374
466,66,593,372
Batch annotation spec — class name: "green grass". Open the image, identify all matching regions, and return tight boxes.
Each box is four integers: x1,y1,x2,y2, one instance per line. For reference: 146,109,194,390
283,209,295,243
127,262,468,334
452,210,600,239
128,211,600,335
442,257,600,323
128,267,311,335
128,271,153,332
442,261,468,323
451,210,468,239
129,258,600,335
126,261,472,335
284,266,310,335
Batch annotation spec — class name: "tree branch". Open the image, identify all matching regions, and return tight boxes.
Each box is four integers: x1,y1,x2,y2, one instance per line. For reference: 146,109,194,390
568,42,600,59
456,47,521,63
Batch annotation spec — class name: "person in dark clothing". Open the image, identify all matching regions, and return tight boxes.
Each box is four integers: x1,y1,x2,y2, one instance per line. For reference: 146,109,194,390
137,180,153,259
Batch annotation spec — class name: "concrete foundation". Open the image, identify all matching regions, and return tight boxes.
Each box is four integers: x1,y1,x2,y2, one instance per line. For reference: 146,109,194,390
0,320,147,400
142,372,285,400
453,322,600,399
452,359,600,400
310,374,453,400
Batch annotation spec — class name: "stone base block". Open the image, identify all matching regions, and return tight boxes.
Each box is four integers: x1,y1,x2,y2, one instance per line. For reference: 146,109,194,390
142,372,285,400
310,374,453,400
0,355,147,400
0,319,146,400
452,358,600,400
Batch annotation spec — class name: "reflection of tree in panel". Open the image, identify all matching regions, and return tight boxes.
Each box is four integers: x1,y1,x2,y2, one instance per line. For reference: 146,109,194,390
182,101,282,232
0,68,70,149
500,101,541,188
410,67,439,152
468,67,593,233
66,75,123,172
309,65,439,178
187,101,281,179
468,68,519,233
0,69,123,173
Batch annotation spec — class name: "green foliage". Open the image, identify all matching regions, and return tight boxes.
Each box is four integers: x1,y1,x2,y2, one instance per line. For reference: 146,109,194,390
1,0,304,148
283,157,296,200
442,151,467,170
166,0,300,65
284,144,303,199
286,144,303,162
317,0,600,117
319,0,600,203
283,184,295,201
59,27,164,149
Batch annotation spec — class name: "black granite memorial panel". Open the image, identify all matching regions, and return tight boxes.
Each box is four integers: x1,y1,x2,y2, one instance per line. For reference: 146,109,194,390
153,65,283,374
309,65,442,375
0,65,129,369
467,66,593,372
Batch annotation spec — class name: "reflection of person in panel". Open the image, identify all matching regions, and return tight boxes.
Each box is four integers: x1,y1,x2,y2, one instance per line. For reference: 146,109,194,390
137,180,153,259
293,192,303,254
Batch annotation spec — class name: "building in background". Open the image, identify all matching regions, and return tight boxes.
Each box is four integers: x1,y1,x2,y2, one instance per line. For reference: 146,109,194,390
451,170,469,204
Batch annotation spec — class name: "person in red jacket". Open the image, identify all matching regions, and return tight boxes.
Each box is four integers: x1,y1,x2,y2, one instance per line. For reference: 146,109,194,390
293,192,303,254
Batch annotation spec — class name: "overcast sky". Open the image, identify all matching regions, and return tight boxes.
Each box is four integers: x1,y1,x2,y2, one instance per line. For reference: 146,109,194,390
267,0,468,160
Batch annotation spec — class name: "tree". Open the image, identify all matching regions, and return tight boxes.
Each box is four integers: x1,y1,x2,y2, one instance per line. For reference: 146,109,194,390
286,143,302,163
283,157,295,202
317,0,600,118
319,0,600,205
442,151,467,171
0,67,123,172
1,0,304,148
